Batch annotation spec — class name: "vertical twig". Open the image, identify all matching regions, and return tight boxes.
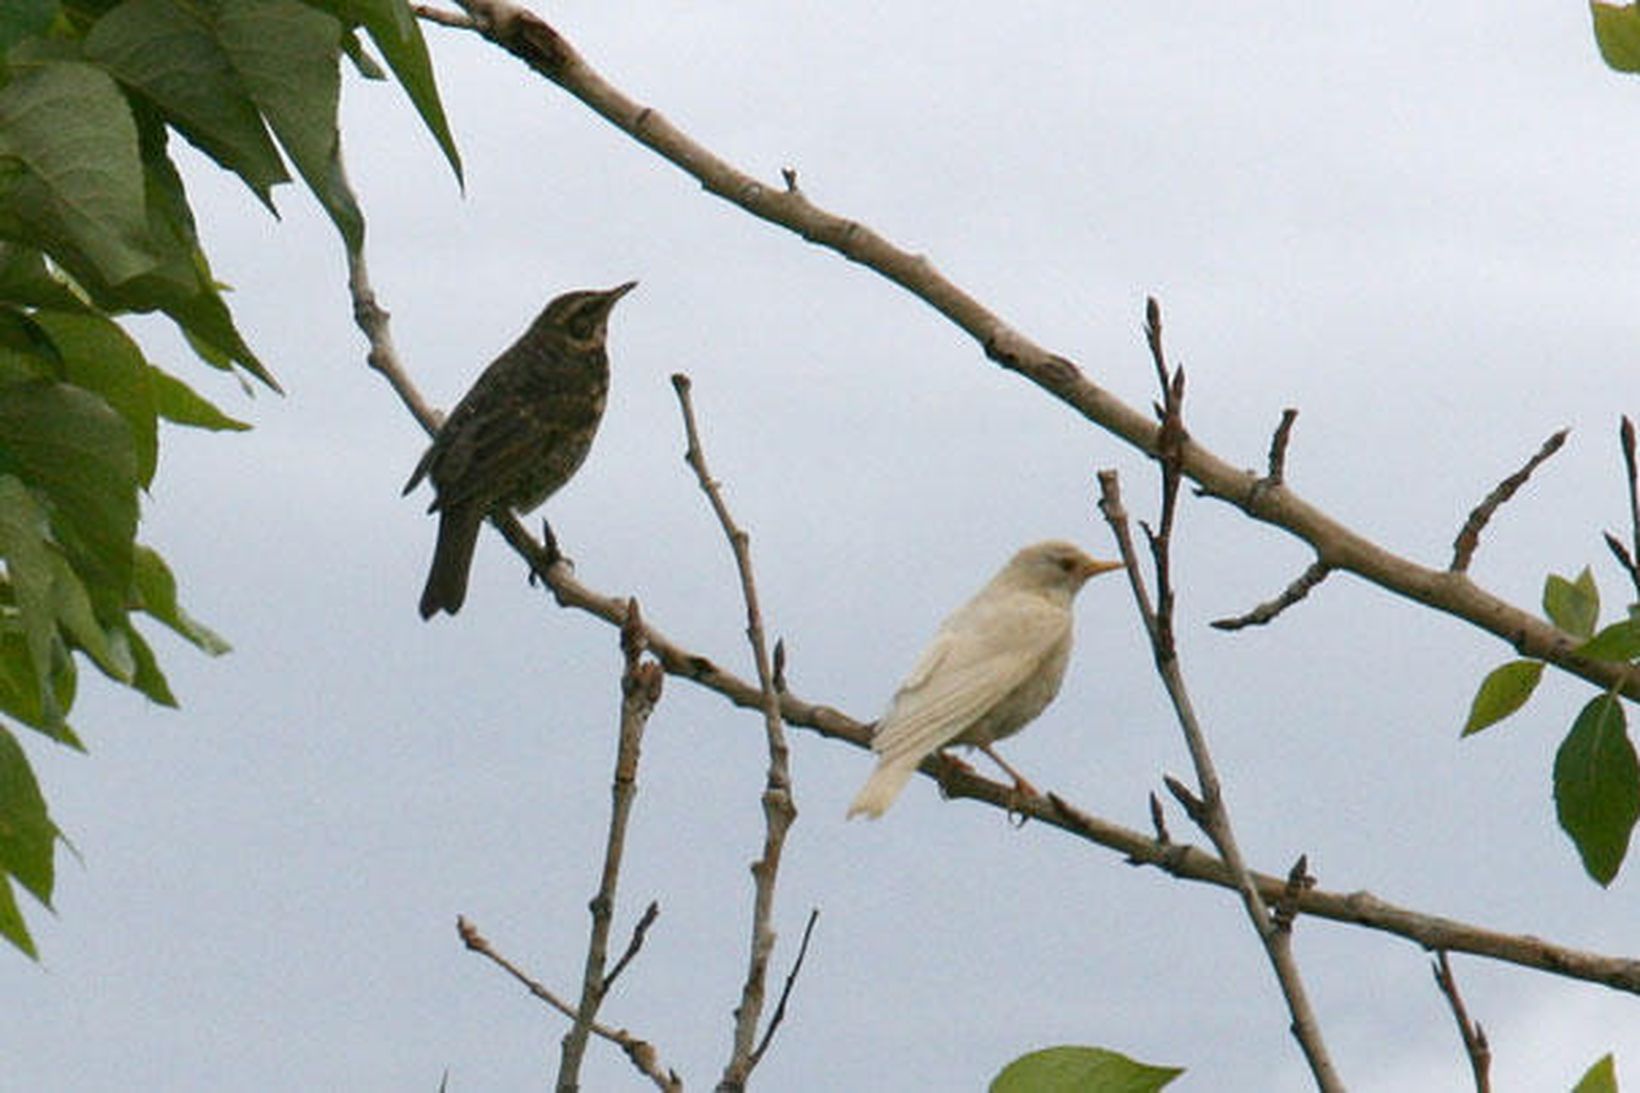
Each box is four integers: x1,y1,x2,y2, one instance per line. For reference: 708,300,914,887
669,374,803,1092
1097,298,1343,1092
559,601,666,1092
1433,951,1491,1093
1606,416,1640,602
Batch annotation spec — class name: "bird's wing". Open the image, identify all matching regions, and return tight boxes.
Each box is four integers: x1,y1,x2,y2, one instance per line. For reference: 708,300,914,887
872,596,1069,767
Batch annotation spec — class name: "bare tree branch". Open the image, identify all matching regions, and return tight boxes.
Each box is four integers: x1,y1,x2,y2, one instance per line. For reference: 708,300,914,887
1608,416,1640,602
457,916,681,1092
668,375,802,1092
426,0,1640,703
559,601,666,1092
1450,429,1569,573
750,907,821,1070
1099,460,1343,1092
342,204,1640,1001
1211,560,1333,631
1433,950,1492,1093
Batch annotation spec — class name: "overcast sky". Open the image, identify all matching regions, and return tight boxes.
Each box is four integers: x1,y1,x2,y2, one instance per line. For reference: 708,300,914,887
8,3,1640,1090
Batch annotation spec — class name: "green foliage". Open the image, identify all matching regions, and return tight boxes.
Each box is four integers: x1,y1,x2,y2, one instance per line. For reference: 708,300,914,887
1462,659,1544,736
1555,695,1640,886
1572,1052,1620,1093
1463,569,1640,884
992,1046,1183,1093
0,0,457,956
1593,3,1640,73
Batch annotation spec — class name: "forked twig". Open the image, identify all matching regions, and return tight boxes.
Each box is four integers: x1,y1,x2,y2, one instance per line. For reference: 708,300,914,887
559,601,667,1091
458,916,681,1092
669,374,804,1092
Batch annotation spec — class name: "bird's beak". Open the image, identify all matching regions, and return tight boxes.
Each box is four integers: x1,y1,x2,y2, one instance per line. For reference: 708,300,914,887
1081,557,1125,579
605,280,638,302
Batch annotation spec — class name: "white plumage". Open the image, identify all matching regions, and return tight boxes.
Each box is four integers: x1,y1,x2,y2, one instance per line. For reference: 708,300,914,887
847,540,1124,819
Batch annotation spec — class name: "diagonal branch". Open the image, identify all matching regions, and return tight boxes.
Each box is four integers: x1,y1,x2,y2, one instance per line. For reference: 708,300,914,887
427,0,1640,703
1450,429,1569,573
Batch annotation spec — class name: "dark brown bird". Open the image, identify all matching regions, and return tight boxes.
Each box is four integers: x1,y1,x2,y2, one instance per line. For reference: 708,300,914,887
404,282,635,618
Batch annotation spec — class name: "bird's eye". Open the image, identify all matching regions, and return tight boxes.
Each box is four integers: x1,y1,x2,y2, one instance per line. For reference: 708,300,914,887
567,309,599,339
1058,557,1076,572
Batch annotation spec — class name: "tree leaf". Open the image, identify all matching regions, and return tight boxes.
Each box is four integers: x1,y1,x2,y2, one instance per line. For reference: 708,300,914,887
217,0,361,248
0,0,59,58
1592,2,1640,73
326,0,462,183
1544,568,1600,639
84,0,290,208
133,544,230,655
1570,1052,1618,1093
0,380,138,604
1462,659,1545,736
31,309,159,486
0,61,157,287
1554,694,1640,886
1577,618,1640,663
0,474,63,726
0,723,57,910
0,630,81,747
992,1046,1184,1093
149,364,250,431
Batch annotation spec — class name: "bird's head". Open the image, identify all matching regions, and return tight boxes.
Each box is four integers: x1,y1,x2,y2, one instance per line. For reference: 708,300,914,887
539,281,638,351
1004,539,1124,599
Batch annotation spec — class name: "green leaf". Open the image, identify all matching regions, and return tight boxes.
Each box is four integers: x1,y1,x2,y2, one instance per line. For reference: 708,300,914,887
117,620,175,706
216,0,361,248
133,545,229,655
0,61,157,286
0,872,37,958
327,0,462,183
0,381,139,603
1578,618,1640,663
1462,659,1545,736
0,724,56,910
992,1047,1184,1093
31,309,158,485
1554,694,1640,886
1571,1052,1619,1093
0,630,80,746
0,1,60,59
149,364,250,431
1545,568,1600,639
84,0,290,208
1593,3,1640,73
0,474,62,726
0,243,88,312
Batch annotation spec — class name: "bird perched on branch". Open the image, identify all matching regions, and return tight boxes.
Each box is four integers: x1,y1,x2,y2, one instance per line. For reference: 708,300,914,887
847,540,1124,819
404,281,636,618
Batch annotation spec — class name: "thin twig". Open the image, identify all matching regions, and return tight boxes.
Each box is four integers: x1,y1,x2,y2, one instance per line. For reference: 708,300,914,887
1266,409,1299,485
1211,560,1333,631
412,4,476,28
1608,416,1640,601
559,601,666,1092
1098,463,1343,1091
668,374,800,1092
750,907,821,1068
1450,429,1569,573
1433,951,1492,1093
426,0,1640,702
458,916,681,1092
604,901,661,996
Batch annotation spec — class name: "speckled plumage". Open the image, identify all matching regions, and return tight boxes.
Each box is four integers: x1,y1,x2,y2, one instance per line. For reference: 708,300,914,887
405,282,635,618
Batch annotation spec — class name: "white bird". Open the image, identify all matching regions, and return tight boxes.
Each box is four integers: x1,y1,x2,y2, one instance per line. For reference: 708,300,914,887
847,540,1124,819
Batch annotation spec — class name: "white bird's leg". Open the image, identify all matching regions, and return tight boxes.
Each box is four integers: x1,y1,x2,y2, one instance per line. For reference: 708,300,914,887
976,743,1041,801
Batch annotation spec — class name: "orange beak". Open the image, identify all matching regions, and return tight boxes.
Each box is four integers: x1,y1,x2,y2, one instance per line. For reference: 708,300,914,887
1081,556,1125,579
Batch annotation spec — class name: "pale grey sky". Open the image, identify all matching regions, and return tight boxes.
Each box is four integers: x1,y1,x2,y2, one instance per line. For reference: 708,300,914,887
8,3,1640,1090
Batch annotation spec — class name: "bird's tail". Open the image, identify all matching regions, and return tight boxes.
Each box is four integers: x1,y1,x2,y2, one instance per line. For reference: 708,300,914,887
419,506,483,618
846,759,919,820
